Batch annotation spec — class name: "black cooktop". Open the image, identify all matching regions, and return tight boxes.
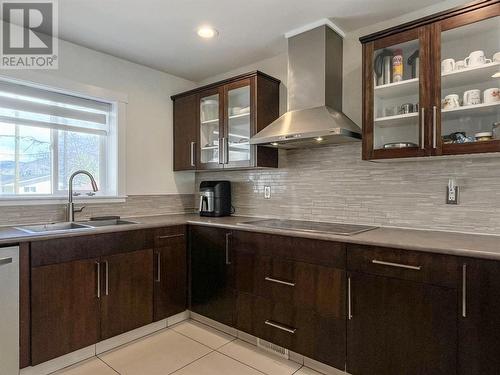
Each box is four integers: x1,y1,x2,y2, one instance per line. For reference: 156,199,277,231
238,219,377,236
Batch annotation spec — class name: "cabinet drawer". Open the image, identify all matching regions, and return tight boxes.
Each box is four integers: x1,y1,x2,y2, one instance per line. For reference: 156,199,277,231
232,230,345,267
347,244,459,288
235,253,345,317
236,293,345,369
155,225,186,248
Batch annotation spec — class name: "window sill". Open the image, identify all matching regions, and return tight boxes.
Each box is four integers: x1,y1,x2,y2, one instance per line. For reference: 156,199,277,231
0,195,127,206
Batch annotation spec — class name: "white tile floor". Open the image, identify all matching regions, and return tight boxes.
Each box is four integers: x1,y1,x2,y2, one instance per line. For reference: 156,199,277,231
52,320,327,375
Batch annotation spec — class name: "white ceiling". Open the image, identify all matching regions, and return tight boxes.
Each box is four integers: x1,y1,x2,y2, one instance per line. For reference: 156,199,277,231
59,0,441,81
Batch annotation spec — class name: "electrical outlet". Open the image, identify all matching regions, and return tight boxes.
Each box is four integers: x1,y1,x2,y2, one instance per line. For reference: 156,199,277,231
264,186,271,199
446,186,459,204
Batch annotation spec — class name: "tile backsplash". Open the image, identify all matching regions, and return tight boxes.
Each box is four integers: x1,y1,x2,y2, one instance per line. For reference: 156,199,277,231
197,143,500,235
0,194,196,226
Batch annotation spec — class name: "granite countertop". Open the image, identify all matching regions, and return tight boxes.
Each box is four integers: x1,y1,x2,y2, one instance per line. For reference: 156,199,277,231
1,213,499,261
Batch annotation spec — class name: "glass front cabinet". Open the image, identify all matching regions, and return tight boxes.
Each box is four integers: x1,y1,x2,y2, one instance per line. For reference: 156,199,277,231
361,1,500,160
172,71,280,171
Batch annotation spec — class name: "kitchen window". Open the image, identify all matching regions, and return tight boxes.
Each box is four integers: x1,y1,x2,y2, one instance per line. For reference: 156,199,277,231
0,79,119,199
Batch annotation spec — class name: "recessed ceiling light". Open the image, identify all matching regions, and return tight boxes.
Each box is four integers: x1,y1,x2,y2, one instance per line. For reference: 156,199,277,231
197,26,218,39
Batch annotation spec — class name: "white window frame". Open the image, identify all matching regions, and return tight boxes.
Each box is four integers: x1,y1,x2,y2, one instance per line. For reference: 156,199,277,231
0,73,128,206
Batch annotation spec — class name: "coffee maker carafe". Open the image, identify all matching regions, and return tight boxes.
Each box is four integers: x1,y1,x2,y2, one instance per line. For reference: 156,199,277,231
199,181,231,217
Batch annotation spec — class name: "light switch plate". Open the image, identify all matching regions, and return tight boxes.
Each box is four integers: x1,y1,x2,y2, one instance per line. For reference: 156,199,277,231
264,186,271,199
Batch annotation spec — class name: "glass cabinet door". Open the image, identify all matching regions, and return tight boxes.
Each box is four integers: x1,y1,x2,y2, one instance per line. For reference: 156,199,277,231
224,80,252,167
438,14,500,155
199,90,222,169
371,28,427,157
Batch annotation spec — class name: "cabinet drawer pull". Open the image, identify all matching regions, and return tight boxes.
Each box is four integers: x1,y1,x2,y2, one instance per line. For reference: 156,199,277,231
158,234,185,240
104,261,109,296
420,108,425,150
371,259,421,271
156,253,161,282
264,320,296,334
0,257,12,266
225,232,232,265
96,262,101,299
348,276,352,320
432,105,437,149
462,263,467,318
264,277,295,287
190,141,196,167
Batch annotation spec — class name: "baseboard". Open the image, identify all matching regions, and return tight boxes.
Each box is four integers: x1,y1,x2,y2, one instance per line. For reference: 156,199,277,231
20,345,95,375
189,312,238,337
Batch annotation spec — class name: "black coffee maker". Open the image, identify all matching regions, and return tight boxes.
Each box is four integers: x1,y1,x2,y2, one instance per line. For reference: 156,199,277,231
199,181,231,217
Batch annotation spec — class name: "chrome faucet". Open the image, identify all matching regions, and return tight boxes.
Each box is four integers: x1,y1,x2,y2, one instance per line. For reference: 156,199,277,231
67,170,99,222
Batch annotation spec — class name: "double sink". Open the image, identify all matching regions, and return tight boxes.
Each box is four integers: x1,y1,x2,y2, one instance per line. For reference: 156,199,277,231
16,219,139,234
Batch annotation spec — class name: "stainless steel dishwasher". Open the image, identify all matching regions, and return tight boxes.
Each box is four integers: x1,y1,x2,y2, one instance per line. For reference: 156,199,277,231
0,246,19,375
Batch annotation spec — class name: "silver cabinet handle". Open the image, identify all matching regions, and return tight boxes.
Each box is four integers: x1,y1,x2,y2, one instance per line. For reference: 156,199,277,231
432,105,437,149
158,234,185,240
156,252,161,282
420,108,425,150
224,137,229,164
371,259,421,271
264,320,296,334
96,262,101,299
348,276,352,320
190,141,196,167
218,138,224,164
462,263,467,318
265,277,295,287
225,232,232,265
0,257,13,266
104,261,109,296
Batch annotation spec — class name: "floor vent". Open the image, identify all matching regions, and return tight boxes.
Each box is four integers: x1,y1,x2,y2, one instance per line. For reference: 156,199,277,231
256,338,290,359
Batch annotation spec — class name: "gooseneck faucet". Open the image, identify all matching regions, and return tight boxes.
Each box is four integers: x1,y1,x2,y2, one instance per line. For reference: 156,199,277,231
67,170,99,222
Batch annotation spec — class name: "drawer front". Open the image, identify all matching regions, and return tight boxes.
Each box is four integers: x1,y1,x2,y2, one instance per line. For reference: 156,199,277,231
235,252,345,317
31,229,155,267
155,225,186,248
236,293,345,369
232,230,345,267
347,244,459,288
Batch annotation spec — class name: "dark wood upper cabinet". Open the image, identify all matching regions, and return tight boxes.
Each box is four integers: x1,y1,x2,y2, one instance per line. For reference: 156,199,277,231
189,225,235,326
458,258,500,375
361,1,500,160
347,271,458,375
154,226,187,321
173,93,198,171
100,248,154,340
31,258,100,365
172,71,280,171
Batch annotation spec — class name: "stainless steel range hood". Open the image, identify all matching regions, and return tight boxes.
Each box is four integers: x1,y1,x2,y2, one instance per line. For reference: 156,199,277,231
250,23,361,149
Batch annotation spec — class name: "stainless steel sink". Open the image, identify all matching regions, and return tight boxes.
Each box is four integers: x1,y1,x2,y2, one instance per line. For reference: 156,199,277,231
15,219,139,234
16,222,93,234
84,219,139,227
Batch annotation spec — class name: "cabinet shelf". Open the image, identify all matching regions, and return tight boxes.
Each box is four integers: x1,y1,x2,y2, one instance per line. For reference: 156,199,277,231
374,112,419,127
201,118,219,125
228,112,250,120
374,78,419,99
442,101,500,119
442,61,500,88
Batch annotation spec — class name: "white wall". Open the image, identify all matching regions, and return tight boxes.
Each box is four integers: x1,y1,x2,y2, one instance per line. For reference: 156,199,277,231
2,38,197,195
199,0,468,127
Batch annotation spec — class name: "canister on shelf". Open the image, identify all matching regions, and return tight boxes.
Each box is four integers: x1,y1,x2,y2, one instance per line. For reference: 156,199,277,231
393,49,404,82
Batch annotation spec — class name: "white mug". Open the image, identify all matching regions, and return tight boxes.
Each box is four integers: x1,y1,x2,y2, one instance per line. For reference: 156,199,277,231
465,50,492,67
484,88,500,104
441,58,455,73
455,60,466,70
463,89,481,106
443,94,460,109
493,52,500,63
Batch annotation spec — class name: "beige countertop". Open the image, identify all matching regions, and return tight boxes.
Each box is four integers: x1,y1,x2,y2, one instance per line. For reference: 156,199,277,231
1,213,499,261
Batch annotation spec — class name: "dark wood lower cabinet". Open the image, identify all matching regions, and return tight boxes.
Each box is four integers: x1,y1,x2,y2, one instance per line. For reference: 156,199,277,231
190,225,235,326
154,231,187,321
459,259,500,375
347,272,458,375
31,258,100,365
100,249,154,340
236,293,346,369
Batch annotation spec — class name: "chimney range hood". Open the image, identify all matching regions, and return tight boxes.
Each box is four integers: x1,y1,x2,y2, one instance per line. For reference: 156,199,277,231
250,22,361,149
